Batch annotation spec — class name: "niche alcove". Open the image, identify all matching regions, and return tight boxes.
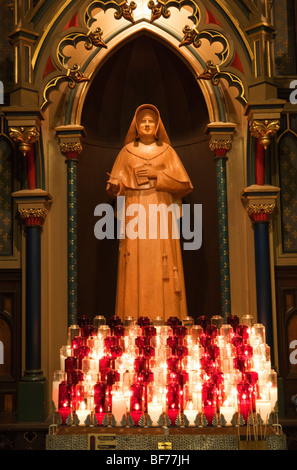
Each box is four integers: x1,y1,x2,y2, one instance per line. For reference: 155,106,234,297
78,32,221,321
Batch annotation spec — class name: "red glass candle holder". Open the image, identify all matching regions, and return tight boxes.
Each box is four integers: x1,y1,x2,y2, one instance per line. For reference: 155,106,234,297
167,336,179,350
99,356,111,380
227,315,240,331
72,336,84,354
236,344,253,359
108,315,122,334
104,335,119,350
167,356,180,372
144,326,157,338
65,356,77,376
166,382,180,425
206,345,220,361
81,324,96,338
106,369,120,386
114,324,125,338
140,345,155,359
110,345,123,359
236,324,249,343
58,382,71,424
68,369,84,387
135,336,146,349
205,324,218,339
174,346,188,358
134,356,148,373
237,381,252,423
231,333,243,348
130,382,144,425
202,381,216,425
167,317,181,328
199,333,212,349
138,316,150,328
76,345,90,369
58,380,71,410
173,325,188,339
197,316,209,332
94,381,107,423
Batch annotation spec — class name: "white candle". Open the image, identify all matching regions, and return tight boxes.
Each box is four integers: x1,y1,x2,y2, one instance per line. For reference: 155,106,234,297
52,381,59,410
112,395,127,426
185,409,198,426
148,401,163,426
220,406,235,426
76,404,89,426
256,399,271,423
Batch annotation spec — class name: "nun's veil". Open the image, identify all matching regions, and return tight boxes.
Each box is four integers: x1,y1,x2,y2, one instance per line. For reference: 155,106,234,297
124,104,171,146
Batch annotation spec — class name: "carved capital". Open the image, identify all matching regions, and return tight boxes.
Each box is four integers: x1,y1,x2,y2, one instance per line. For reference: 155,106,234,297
249,119,280,149
56,125,85,160
18,208,48,226
9,126,40,156
206,122,236,159
60,142,83,159
209,139,232,156
247,203,276,222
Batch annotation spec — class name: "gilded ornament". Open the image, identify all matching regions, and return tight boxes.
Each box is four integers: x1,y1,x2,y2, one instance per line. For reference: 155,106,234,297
249,119,280,150
9,126,40,156
247,204,276,216
19,208,47,220
197,60,221,85
66,64,90,89
114,1,137,23
179,26,201,48
85,27,107,50
209,139,232,153
148,0,171,22
60,142,83,155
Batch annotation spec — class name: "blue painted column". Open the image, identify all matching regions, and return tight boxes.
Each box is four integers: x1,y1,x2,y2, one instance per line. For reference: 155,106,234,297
253,220,273,348
17,206,48,421
25,223,42,375
247,201,277,359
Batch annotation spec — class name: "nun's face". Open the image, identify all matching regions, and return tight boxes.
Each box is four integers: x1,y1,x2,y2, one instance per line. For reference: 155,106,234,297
137,110,157,142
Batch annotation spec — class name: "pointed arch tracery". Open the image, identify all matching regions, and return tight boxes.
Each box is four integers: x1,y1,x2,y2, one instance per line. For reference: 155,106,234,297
35,0,251,125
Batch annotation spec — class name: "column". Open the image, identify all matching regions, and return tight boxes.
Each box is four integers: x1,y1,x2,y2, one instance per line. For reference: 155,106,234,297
206,123,236,321
248,204,275,350
243,105,283,359
56,125,85,327
12,192,52,422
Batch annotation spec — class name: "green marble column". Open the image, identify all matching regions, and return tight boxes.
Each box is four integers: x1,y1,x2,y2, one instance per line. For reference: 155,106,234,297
56,125,85,327
207,122,236,321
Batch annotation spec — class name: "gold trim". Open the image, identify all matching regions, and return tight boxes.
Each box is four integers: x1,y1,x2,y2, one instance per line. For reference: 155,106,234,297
249,119,280,150
19,208,48,219
9,126,40,156
60,142,83,154
209,139,232,152
66,64,90,88
247,203,276,216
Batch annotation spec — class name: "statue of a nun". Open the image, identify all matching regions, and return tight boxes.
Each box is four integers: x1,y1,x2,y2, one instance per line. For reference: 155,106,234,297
106,104,193,320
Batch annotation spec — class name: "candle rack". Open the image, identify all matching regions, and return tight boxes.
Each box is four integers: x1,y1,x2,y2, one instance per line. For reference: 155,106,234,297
53,314,279,431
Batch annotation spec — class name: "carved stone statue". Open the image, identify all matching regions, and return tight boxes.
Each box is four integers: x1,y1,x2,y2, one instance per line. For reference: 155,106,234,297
106,104,193,320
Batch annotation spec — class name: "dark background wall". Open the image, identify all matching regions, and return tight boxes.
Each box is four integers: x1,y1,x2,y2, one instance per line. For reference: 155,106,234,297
78,33,221,322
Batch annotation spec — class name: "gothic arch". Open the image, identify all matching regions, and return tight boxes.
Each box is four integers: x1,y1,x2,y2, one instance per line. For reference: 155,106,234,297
35,0,251,128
